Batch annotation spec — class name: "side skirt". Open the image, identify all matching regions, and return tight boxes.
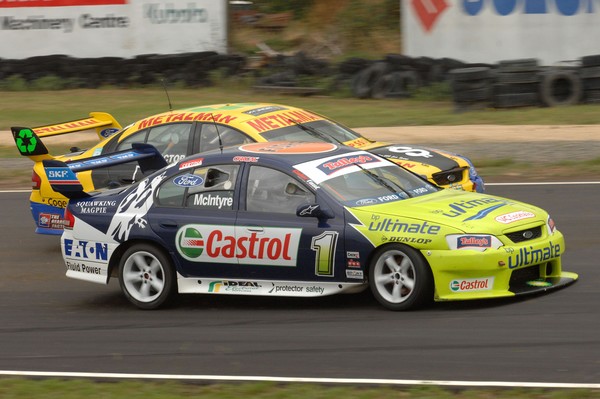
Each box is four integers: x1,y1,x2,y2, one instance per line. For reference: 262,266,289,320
177,274,367,297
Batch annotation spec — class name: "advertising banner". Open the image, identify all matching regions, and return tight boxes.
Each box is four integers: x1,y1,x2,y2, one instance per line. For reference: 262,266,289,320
403,0,600,65
0,0,227,58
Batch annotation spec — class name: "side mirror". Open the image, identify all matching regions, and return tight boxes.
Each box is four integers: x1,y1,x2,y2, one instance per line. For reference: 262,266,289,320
296,203,334,220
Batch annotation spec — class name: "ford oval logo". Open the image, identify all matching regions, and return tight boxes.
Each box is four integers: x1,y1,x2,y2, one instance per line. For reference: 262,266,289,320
100,128,119,138
173,174,204,187
522,230,534,239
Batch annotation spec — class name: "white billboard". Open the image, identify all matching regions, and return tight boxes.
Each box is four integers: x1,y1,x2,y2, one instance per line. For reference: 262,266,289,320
0,0,227,59
403,0,600,65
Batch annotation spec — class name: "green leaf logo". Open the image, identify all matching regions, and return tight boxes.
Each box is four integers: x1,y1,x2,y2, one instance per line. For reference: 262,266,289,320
16,129,37,154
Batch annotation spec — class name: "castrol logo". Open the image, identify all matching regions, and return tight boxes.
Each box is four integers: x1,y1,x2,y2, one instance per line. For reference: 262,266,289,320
176,224,301,266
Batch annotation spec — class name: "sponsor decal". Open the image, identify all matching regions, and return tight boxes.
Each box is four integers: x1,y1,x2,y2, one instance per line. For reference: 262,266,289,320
269,284,325,295
46,198,67,208
176,224,301,266
439,198,505,218
75,200,116,214
46,167,79,184
39,213,66,229
138,113,236,130
456,235,492,249
298,204,319,216
368,217,441,235
66,260,102,275
192,193,233,209
318,154,377,175
411,0,449,32
233,156,259,163
387,146,433,158
347,259,360,268
108,172,166,242
355,198,379,206
239,142,337,154
508,241,561,269
209,280,261,293
346,251,360,259
63,238,108,261
244,109,321,133
164,154,185,164
450,277,494,292
34,118,97,134
243,105,287,116
173,174,203,187
179,157,203,169
495,211,535,224
15,128,38,154
346,269,364,279
386,236,432,245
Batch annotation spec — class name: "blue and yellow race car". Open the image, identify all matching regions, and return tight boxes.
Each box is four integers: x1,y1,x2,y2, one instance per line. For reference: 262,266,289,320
13,103,483,235
45,142,575,310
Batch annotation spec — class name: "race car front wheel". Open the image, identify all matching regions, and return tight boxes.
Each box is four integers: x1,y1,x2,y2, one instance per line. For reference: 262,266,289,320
118,244,176,310
369,244,433,311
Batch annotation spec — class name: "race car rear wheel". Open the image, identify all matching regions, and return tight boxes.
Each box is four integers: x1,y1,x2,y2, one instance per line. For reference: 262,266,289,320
369,244,433,311
118,244,175,310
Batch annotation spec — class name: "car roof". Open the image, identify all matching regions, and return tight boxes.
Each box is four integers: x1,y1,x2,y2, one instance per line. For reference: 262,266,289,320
131,102,326,133
174,141,376,171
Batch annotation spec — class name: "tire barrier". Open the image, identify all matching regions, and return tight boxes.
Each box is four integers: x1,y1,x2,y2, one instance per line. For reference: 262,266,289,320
450,67,493,110
539,68,582,107
493,58,540,108
581,54,600,104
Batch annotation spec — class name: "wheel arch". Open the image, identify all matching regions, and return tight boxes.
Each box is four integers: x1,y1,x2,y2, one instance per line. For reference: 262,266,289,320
108,238,175,280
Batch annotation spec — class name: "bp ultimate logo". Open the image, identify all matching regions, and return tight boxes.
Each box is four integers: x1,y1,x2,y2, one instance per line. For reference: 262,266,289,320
176,224,302,266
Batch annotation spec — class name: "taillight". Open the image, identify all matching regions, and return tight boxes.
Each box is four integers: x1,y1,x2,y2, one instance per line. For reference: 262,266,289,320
63,207,75,230
32,170,41,190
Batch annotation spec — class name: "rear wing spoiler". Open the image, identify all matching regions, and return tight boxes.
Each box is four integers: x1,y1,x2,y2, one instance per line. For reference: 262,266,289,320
42,143,168,199
11,112,121,161
32,112,121,140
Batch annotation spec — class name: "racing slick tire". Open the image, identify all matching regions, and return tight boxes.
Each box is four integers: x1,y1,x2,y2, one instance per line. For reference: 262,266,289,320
368,244,434,311
118,244,176,310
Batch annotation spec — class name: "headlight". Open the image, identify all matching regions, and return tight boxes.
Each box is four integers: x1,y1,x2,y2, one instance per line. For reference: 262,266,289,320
547,215,556,235
446,234,503,251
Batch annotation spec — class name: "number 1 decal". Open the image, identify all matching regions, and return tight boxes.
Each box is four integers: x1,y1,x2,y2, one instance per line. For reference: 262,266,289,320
311,231,339,277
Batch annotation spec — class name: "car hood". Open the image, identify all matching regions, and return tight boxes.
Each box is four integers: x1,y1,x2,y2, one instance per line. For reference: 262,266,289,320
347,189,548,235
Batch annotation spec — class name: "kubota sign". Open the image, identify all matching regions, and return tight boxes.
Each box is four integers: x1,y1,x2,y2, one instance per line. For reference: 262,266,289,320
403,0,600,65
0,0,226,59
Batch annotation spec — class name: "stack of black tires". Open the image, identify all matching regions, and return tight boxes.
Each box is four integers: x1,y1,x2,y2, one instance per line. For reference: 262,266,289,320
581,54,600,104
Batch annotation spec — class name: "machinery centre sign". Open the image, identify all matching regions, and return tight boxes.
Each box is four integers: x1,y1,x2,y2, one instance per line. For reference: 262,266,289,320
0,0,227,58
403,0,600,65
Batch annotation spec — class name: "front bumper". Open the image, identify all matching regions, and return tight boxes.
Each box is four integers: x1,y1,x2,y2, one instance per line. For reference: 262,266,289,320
424,233,577,301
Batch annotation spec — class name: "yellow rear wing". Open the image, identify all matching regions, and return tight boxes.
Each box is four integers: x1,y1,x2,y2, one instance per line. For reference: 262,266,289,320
32,112,121,140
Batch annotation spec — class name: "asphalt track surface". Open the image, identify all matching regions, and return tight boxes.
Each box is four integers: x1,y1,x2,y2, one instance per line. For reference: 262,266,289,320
0,185,598,385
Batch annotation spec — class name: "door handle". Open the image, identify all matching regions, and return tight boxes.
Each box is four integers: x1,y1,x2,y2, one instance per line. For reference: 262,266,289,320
159,220,179,229
246,226,264,233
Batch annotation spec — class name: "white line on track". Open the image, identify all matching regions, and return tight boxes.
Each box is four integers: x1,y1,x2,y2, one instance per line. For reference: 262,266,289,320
0,370,598,389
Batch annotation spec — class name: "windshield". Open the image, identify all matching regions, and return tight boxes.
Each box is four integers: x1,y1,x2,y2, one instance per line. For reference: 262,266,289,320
318,165,438,207
260,120,364,143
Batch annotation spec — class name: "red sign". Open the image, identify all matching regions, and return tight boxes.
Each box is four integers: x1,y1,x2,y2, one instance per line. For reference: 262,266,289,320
411,0,448,32
0,0,126,7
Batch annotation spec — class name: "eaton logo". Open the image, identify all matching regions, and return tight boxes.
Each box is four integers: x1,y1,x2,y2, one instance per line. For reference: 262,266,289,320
463,0,598,16
63,239,108,261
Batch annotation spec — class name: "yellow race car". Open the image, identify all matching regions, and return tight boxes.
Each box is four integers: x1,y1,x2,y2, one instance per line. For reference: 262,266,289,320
12,103,483,234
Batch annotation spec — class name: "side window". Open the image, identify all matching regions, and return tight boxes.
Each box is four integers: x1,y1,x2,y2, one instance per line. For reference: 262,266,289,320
116,130,148,151
246,166,315,214
156,165,239,209
146,123,193,164
199,124,253,153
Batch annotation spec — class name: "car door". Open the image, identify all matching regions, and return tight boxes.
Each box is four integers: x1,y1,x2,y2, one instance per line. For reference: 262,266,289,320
235,165,347,282
148,162,242,279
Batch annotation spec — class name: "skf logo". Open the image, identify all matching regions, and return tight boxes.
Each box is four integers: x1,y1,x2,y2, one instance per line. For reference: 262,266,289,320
412,0,449,32
176,224,301,266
